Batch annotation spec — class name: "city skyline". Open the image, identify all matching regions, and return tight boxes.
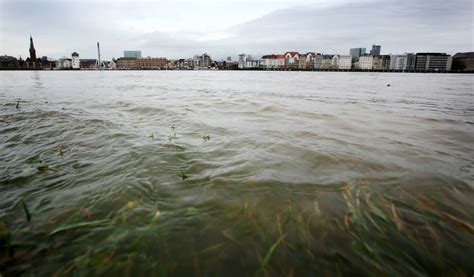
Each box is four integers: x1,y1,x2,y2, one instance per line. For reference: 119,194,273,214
1,0,472,60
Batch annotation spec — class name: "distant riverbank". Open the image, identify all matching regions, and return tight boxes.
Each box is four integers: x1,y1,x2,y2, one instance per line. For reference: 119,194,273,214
1,68,473,73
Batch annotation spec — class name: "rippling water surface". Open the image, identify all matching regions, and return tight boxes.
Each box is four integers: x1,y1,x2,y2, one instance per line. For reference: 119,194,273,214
1,71,473,275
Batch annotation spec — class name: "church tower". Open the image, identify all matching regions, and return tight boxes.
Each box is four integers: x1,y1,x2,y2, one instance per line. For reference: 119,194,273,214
29,36,37,61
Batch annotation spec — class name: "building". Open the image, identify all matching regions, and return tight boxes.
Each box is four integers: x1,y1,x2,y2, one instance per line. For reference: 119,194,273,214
238,53,246,69
198,53,212,68
0,55,19,69
381,55,391,70
245,57,260,69
29,36,37,61
415,53,452,71
350,48,366,62
135,57,168,69
56,57,72,69
261,54,285,69
314,54,323,69
25,36,43,69
124,51,142,59
389,54,408,70
336,55,352,70
357,55,374,70
237,54,260,69
331,55,340,69
80,59,97,69
372,56,383,70
306,52,316,69
320,55,334,69
298,52,315,69
215,60,238,70
370,44,381,56
116,57,137,69
451,52,474,71
176,59,194,70
71,52,80,69
285,52,300,69
406,53,417,70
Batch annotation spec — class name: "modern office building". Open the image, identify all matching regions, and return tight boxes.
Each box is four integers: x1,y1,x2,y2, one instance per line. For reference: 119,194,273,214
123,50,142,59
415,53,452,71
350,48,366,62
370,45,381,56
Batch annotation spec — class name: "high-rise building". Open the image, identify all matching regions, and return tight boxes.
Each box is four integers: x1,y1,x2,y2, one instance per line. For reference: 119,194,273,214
123,50,142,59
350,48,366,62
29,36,37,60
370,44,381,56
199,53,212,68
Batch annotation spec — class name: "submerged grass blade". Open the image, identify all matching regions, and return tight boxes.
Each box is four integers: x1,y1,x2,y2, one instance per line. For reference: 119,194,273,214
21,199,31,222
200,242,225,254
262,234,286,267
48,219,111,236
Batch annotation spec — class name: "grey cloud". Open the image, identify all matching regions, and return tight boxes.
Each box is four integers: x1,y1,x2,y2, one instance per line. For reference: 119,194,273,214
134,0,472,59
1,0,472,60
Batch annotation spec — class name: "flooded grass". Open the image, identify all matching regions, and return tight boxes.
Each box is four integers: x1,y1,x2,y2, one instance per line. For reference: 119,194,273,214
1,182,472,275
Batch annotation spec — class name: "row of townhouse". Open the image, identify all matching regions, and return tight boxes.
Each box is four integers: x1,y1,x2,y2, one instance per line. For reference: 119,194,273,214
242,51,454,71
240,52,318,70
241,52,356,70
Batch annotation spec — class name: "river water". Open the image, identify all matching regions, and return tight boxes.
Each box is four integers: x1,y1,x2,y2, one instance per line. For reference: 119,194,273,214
1,71,473,275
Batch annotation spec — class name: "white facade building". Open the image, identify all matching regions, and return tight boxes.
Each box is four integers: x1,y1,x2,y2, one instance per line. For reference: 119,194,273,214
261,54,285,69
238,53,246,69
320,56,334,69
390,54,408,70
245,59,260,68
71,52,80,69
337,55,352,70
357,56,374,70
56,57,72,69
332,55,352,69
285,52,299,64
314,54,323,69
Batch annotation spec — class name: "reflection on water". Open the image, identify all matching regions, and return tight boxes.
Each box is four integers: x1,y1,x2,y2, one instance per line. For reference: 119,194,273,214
0,71,473,275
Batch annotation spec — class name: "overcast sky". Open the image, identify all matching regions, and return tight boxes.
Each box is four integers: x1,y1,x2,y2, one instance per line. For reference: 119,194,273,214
0,0,472,60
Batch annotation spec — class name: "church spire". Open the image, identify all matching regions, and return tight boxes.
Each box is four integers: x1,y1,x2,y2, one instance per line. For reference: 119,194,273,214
29,35,37,60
